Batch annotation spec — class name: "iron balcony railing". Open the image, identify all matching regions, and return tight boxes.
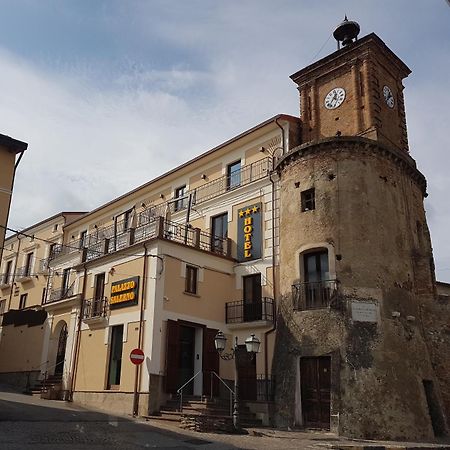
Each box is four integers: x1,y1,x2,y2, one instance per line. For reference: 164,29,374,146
82,216,231,263
225,298,274,324
44,286,75,304
50,239,82,260
0,273,13,286
16,265,33,279
183,157,272,209
239,374,275,402
292,280,338,310
82,297,108,320
38,258,50,274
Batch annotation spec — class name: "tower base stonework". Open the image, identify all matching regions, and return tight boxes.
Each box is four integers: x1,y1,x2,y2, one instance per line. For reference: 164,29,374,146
274,137,448,440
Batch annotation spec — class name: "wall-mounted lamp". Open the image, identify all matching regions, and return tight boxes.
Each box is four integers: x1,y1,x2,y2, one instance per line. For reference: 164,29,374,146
259,146,266,153
201,174,207,180
141,202,146,208
93,224,98,229
159,194,164,199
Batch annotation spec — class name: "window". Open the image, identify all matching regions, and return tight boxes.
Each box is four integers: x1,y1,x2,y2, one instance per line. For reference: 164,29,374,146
174,185,187,212
0,299,6,315
185,265,198,295
211,213,228,253
48,243,56,260
53,224,58,232
24,252,33,276
19,293,28,309
301,188,315,212
303,251,330,309
123,209,132,230
41,288,46,304
62,268,71,295
227,160,241,190
3,260,13,284
79,230,87,249
94,273,105,300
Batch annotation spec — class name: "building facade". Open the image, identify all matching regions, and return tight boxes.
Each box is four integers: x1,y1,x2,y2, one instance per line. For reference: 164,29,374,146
0,24,448,441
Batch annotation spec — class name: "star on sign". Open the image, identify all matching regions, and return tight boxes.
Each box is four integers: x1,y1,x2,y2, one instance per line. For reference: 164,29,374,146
245,208,252,216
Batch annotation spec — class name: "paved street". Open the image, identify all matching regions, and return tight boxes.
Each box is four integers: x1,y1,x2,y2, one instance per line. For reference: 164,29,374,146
1,385,449,450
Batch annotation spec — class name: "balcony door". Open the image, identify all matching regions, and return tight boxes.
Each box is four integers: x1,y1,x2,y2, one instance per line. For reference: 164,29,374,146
304,251,329,309
211,213,228,253
243,274,262,322
94,273,105,315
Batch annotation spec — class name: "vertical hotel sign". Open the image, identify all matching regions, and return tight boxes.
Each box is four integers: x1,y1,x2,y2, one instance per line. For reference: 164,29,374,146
237,203,262,262
110,276,140,310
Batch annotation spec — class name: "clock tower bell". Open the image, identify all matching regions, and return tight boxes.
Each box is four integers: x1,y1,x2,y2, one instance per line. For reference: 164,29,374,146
291,17,411,153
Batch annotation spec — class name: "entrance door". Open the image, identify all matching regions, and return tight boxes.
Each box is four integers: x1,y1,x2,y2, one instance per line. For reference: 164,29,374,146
243,274,262,322
236,345,257,401
179,326,195,395
55,323,67,375
300,356,331,429
203,327,220,396
107,325,124,389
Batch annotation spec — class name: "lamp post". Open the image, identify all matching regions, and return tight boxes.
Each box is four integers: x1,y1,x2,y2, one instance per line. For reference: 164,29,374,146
214,331,261,433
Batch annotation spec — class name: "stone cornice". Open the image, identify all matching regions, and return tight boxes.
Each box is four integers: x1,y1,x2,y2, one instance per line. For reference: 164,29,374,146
275,136,427,196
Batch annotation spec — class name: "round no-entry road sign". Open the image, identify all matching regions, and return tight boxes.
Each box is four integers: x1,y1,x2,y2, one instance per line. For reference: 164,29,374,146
130,348,145,365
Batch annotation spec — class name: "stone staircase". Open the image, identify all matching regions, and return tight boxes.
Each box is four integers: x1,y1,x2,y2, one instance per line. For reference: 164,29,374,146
25,373,64,400
144,395,263,432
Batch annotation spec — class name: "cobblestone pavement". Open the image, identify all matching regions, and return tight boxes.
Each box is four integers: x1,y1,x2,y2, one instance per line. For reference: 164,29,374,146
0,386,449,450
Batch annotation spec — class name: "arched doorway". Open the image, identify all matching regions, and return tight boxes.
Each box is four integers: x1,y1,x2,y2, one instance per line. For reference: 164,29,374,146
55,323,67,375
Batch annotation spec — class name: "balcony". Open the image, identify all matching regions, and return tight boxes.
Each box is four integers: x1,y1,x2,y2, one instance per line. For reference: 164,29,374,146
82,297,108,322
50,238,83,261
15,265,33,282
44,286,76,305
82,216,231,263
37,258,50,275
292,280,338,311
0,273,13,289
225,298,274,328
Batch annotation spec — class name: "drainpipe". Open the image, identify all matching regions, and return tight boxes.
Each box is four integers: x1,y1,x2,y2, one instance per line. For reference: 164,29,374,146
68,265,88,401
133,243,149,416
263,119,286,401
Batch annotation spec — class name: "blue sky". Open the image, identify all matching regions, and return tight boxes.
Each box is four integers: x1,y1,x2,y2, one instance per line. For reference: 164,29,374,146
1,0,450,281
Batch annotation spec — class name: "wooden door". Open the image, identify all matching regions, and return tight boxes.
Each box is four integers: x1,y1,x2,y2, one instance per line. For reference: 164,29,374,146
243,274,262,322
300,356,331,429
236,345,257,401
202,327,220,396
55,323,67,375
165,320,180,394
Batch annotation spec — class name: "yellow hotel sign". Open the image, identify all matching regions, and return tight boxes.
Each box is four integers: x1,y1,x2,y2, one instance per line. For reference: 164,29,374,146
237,203,262,262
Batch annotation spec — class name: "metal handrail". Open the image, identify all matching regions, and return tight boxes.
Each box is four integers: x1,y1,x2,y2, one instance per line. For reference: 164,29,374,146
42,360,64,392
176,370,202,413
210,371,235,417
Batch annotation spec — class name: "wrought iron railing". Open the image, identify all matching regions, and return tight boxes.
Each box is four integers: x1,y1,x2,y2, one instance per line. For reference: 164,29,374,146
50,239,82,260
16,265,33,279
82,297,108,320
0,273,13,286
292,280,338,310
240,374,275,402
225,298,274,324
38,258,50,273
190,158,272,206
45,286,75,304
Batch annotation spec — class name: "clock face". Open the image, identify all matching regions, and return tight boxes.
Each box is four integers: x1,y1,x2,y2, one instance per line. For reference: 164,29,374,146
324,87,346,110
383,85,395,109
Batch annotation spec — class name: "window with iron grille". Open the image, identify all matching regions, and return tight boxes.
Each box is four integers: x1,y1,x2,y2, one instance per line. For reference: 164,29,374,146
185,265,198,295
301,188,315,212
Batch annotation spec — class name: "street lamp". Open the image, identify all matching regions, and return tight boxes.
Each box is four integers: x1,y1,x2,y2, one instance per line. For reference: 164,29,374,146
214,331,261,433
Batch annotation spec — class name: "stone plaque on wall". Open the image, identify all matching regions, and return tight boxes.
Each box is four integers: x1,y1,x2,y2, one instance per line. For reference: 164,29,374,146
351,301,378,323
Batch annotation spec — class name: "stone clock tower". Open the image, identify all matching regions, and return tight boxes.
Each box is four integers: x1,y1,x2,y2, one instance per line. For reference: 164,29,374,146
291,18,410,153
273,19,448,441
